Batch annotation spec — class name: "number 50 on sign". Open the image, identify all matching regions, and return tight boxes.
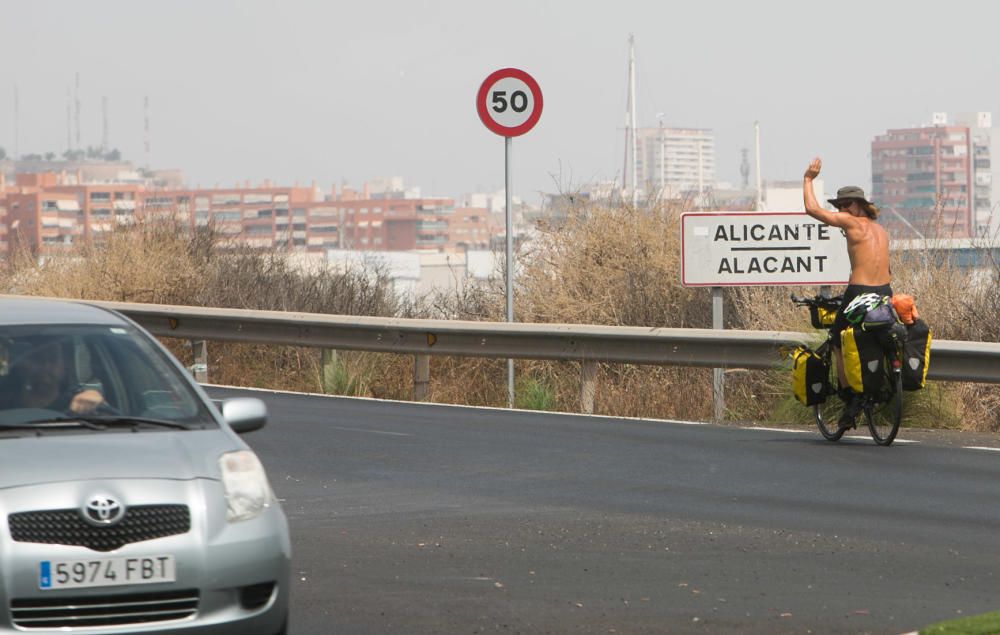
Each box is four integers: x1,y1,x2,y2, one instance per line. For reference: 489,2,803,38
476,68,543,138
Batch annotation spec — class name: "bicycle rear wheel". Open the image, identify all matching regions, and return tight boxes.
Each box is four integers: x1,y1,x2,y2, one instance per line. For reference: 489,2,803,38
866,369,902,446
813,359,846,441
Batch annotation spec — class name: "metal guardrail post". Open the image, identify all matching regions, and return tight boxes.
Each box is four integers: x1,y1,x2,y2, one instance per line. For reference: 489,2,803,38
580,360,598,414
413,355,430,401
321,349,338,394
712,287,724,422
190,340,208,384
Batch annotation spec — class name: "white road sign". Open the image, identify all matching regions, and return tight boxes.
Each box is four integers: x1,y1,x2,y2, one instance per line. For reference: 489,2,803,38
681,212,851,287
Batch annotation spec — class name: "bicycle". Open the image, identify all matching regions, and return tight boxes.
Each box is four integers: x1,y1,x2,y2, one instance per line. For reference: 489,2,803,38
790,294,906,446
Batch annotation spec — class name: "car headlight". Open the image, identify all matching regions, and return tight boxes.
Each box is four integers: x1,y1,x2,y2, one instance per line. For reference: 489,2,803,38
219,450,273,522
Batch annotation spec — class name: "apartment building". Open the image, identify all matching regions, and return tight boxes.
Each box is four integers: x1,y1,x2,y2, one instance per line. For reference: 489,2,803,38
871,113,992,239
5,174,85,256
0,175,495,257
0,191,8,257
635,127,716,196
332,197,455,251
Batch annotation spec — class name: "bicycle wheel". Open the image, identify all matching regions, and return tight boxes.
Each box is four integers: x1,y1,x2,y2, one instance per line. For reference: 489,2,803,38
866,368,902,446
813,357,846,441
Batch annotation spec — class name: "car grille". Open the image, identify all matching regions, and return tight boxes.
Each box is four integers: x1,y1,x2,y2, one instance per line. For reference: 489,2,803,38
10,589,199,629
8,505,190,552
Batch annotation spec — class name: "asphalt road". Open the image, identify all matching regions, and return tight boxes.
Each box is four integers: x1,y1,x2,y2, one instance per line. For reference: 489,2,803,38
209,386,1000,635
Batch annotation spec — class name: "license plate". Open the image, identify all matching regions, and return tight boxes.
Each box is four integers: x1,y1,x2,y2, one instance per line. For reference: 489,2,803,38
39,556,175,590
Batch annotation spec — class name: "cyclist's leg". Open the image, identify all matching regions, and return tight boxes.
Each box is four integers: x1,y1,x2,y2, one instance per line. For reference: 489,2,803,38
833,342,848,396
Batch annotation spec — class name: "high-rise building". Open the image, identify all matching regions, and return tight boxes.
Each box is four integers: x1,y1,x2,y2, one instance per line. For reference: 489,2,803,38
634,127,715,196
871,113,992,239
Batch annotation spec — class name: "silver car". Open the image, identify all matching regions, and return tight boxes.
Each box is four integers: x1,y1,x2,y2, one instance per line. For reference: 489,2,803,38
0,298,290,634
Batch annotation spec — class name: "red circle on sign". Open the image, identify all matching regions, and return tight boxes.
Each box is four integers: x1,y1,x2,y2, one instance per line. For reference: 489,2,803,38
476,68,543,137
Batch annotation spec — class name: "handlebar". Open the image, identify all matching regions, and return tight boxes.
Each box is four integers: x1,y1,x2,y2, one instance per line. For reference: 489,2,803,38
790,293,843,308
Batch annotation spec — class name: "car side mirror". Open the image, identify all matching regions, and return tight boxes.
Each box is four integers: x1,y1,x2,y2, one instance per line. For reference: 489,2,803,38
221,398,268,434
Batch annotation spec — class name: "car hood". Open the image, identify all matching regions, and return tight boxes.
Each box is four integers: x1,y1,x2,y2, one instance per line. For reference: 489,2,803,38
0,429,240,487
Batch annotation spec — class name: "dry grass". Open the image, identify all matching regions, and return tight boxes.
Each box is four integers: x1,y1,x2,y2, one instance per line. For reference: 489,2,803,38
419,199,716,416
0,218,407,397
3,210,998,432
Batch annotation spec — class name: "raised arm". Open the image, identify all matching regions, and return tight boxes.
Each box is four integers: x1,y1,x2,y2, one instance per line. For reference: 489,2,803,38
803,158,856,230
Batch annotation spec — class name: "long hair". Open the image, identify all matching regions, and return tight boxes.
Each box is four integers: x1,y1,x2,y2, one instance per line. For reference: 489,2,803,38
861,201,880,220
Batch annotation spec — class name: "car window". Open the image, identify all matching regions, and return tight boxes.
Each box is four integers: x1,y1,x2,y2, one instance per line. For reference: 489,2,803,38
0,324,216,428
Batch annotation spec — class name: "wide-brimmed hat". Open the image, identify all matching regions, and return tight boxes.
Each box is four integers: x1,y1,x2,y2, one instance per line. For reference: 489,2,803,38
827,185,872,207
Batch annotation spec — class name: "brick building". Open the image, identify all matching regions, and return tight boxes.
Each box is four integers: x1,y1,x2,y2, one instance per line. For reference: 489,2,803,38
0,175,497,258
871,115,992,239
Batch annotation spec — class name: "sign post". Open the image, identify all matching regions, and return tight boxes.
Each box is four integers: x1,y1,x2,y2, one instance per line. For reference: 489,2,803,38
680,212,851,421
477,68,543,408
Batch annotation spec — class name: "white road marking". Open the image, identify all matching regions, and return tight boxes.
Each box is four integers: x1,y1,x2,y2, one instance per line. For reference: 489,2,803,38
841,434,919,444
741,426,812,434
204,383,708,426
328,426,413,437
963,446,1000,452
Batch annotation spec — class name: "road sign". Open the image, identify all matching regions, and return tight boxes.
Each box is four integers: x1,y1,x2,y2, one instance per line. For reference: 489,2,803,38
476,67,543,409
476,68,543,137
681,212,851,287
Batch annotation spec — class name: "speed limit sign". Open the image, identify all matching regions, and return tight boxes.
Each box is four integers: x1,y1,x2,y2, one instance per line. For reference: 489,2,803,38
476,67,542,409
476,68,543,137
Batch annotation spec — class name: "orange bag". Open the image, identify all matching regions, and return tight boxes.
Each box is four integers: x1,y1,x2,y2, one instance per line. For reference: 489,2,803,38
892,294,920,325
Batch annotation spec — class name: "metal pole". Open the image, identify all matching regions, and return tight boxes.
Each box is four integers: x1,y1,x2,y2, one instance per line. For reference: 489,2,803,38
711,287,724,422
658,114,665,198
413,354,430,401
629,35,638,207
321,349,337,393
697,139,704,206
580,360,598,414
505,136,515,408
754,121,762,211
191,340,208,384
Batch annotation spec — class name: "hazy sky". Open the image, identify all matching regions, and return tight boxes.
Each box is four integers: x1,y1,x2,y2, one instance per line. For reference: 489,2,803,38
3,0,999,203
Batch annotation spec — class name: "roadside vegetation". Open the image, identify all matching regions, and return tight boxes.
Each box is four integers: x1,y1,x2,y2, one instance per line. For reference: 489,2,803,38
2,205,997,432
920,610,1000,634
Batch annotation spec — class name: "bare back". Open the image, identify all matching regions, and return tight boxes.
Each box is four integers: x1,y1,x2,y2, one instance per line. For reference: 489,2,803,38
844,217,891,286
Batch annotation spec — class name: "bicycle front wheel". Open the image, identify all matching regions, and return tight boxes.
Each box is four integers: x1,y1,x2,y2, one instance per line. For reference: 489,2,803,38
866,370,902,446
814,361,846,442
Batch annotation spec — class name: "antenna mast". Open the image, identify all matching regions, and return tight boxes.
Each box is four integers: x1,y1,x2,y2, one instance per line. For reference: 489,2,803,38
13,84,19,160
754,121,762,211
740,148,750,189
74,72,81,153
143,96,151,171
66,88,72,153
101,96,109,154
628,34,637,207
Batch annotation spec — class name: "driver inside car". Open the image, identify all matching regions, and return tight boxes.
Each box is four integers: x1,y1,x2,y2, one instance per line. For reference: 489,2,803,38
2,338,104,414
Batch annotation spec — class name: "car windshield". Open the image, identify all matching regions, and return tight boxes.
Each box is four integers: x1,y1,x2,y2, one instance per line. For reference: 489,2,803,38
0,324,216,430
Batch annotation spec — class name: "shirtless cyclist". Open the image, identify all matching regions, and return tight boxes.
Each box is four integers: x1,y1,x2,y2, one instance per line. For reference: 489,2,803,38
803,157,892,429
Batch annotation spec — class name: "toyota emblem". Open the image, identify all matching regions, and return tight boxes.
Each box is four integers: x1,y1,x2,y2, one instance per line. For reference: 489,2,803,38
83,496,125,526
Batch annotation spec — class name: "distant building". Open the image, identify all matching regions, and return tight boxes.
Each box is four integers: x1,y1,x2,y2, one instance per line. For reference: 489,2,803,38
4,158,183,189
5,173,85,256
635,127,715,196
0,175,497,258
762,180,825,212
870,113,992,239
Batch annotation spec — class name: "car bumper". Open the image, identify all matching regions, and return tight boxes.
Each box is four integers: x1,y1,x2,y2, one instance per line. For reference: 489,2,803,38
0,478,291,634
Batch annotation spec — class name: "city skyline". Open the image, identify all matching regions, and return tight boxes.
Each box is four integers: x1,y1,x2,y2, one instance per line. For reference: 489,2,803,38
2,0,999,202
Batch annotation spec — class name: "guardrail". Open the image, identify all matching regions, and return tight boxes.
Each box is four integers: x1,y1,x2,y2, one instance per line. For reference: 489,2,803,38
47,297,1000,415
